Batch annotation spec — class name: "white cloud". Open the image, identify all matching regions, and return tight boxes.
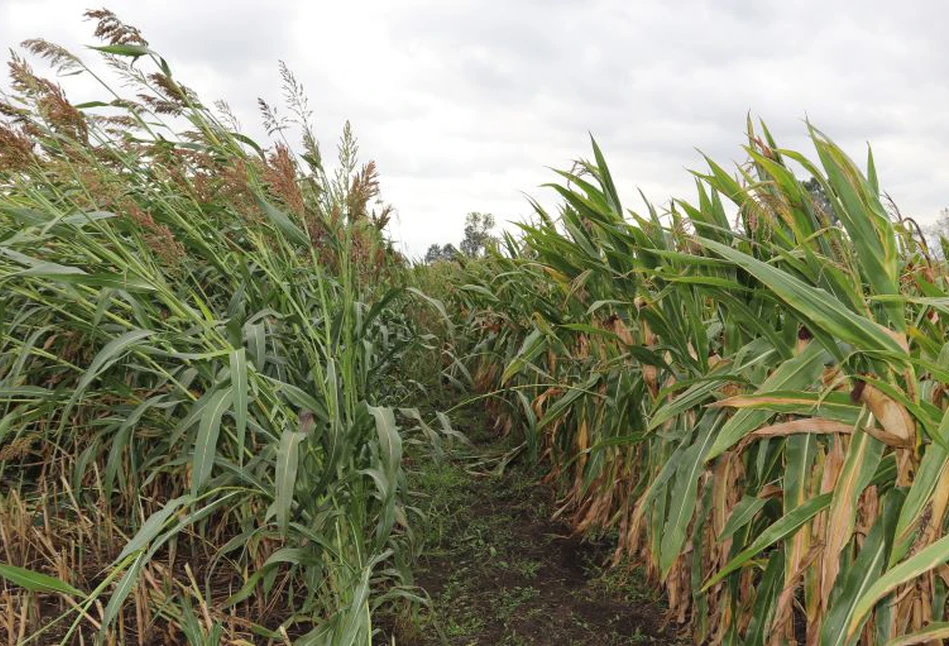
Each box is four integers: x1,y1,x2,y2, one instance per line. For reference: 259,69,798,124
2,0,947,257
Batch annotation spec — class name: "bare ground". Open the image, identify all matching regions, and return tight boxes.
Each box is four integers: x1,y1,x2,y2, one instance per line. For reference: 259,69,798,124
377,408,684,645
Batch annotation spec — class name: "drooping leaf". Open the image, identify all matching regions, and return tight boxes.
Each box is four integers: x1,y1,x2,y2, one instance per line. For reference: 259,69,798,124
0,563,83,597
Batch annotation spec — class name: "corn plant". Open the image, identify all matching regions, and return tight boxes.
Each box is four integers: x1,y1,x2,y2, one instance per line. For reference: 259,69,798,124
448,120,949,644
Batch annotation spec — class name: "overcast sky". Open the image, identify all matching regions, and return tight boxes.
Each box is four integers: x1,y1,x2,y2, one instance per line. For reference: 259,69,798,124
2,1,947,258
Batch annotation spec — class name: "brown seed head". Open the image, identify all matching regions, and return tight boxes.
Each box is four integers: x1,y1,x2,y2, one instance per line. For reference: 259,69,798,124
84,9,149,46
21,39,82,74
0,124,36,172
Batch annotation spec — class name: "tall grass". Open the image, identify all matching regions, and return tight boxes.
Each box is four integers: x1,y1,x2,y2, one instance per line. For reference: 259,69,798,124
448,120,949,644
0,11,437,644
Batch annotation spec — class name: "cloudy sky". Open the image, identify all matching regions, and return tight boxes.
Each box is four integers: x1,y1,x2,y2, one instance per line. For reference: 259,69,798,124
2,1,947,257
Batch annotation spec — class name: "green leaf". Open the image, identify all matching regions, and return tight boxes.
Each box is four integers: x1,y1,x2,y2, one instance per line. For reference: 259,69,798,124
230,349,249,464
407,287,454,330
720,496,769,540
892,406,949,564
90,44,154,58
63,329,154,424
275,429,305,536
696,236,906,358
502,328,545,384
368,406,402,480
745,547,784,646
661,415,718,576
703,492,833,589
848,532,949,639
116,495,191,563
883,623,949,646
649,377,727,432
705,342,828,460
254,194,310,247
820,492,899,646
0,563,83,596
102,554,144,632
191,387,233,496
538,374,600,431
74,101,112,109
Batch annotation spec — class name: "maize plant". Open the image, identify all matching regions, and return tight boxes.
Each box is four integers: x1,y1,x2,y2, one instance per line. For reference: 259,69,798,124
451,119,949,644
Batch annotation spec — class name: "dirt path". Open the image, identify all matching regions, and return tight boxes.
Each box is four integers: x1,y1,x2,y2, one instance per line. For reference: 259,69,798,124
383,408,683,645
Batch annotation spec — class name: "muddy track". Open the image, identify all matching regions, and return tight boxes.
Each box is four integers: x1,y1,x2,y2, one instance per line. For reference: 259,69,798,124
378,408,684,645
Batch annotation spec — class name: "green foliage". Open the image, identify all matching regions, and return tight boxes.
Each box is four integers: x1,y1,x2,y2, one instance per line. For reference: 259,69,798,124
423,212,497,264
7,9,949,646
442,124,949,643
460,212,497,258
0,10,443,643
425,242,460,263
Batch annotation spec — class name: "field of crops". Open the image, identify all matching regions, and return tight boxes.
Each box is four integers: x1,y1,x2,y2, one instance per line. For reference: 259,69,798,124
0,12,452,644
4,10,949,646
451,129,949,644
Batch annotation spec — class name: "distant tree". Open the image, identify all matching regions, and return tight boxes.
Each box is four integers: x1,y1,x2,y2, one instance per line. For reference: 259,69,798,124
923,207,949,259
424,243,459,263
459,212,496,258
928,208,949,238
802,177,836,222
423,212,497,263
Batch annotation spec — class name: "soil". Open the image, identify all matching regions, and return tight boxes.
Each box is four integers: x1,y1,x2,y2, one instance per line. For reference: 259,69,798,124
377,407,685,645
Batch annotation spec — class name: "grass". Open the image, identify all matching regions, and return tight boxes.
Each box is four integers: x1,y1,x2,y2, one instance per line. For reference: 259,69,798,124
0,10,448,644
